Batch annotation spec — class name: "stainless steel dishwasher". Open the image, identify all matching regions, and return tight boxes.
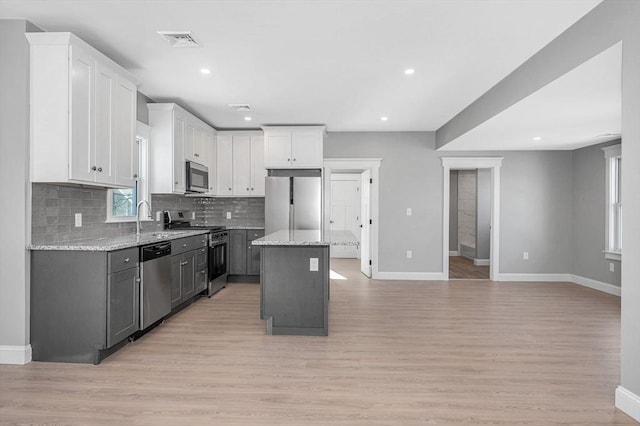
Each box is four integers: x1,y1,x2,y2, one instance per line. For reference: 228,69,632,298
140,242,172,330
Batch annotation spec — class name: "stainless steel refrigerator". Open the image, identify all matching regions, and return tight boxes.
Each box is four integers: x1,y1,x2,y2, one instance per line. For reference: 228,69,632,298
265,169,323,235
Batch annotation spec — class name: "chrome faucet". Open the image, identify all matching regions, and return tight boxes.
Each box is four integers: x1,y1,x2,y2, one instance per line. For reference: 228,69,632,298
136,200,152,236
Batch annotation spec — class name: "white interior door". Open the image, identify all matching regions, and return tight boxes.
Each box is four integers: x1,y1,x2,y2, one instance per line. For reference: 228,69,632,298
330,175,360,258
360,169,371,277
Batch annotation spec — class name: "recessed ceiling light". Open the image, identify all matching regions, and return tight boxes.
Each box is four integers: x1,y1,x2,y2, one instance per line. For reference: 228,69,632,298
533,136,542,141
380,116,388,121
200,68,211,75
244,116,252,121
404,68,415,75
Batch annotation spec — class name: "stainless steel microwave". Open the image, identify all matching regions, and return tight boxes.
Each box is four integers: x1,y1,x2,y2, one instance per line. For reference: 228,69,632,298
185,161,209,193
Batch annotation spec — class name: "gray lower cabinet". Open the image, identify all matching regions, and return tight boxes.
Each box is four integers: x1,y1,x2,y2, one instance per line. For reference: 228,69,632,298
107,267,140,347
170,236,208,308
229,230,247,275
229,229,264,278
31,247,140,364
170,251,195,308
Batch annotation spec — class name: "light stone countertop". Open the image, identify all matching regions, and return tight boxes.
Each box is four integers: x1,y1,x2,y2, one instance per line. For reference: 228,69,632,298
252,230,359,247
29,230,210,252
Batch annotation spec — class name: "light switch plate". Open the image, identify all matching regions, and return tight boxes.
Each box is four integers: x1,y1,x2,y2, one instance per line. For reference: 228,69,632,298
226,212,232,219
523,252,529,260
407,208,412,216
74,213,82,227
407,250,412,259
191,212,196,220
310,258,319,272
609,262,615,272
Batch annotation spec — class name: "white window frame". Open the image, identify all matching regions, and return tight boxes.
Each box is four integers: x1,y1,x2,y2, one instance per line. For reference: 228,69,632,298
602,144,622,261
106,121,152,223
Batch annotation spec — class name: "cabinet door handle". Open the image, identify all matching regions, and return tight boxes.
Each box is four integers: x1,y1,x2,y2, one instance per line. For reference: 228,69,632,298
97,167,103,172
246,187,249,191
135,278,141,283
287,158,290,162
201,248,206,252
91,166,97,171
251,187,254,191
182,243,187,248
181,261,189,266
124,258,130,263
293,158,296,162
228,187,231,191
175,181,179,184
195,153,199,157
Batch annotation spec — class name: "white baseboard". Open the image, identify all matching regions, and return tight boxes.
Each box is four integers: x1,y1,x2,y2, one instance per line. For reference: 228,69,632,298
615,386,640,422
494,273,571,282
448,251,459,256
474,258,490,266
0,344,32,365
569,274,621,296
376,271,447,281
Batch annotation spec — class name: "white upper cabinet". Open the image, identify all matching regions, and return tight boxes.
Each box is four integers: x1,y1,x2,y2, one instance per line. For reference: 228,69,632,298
216,135,233,196
263,126,325,169
216,131,265,197
250,135,266,196
148,104,216,194
27,32,139,188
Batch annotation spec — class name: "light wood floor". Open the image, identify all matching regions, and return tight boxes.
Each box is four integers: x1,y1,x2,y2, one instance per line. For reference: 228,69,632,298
1,260,634,425
449,256,490,279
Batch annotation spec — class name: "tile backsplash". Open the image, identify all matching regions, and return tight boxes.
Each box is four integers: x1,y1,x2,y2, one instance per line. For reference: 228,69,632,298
193,197,265,227
31,183,265,244
31,184,136,244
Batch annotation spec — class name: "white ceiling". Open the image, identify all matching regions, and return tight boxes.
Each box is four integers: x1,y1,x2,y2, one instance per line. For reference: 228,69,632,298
0,0,603,132
443,42,622,151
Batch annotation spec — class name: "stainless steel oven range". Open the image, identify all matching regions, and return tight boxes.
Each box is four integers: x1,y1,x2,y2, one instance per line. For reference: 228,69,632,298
164,210,228,296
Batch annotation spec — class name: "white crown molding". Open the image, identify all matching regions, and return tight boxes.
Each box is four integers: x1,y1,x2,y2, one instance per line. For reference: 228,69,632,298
0,345,32,365
615,386,640,423
440,156,504,169
602,144,621,158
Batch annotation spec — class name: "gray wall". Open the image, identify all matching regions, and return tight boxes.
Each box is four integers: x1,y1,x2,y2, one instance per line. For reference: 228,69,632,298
436,0,640,401
325,132,443,273
324,132,573,275
136,92,154,125
448,171,458,252
476,168,491,260
457,170,476,253
0,20,41,353
571,141,621,286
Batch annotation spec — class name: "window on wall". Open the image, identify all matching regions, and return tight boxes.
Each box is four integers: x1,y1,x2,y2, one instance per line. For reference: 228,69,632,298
106,122,151,222
603,144,622,260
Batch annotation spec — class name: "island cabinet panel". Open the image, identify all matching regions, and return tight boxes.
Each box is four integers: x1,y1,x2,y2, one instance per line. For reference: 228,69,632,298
260,245,329,336
31,249,140,364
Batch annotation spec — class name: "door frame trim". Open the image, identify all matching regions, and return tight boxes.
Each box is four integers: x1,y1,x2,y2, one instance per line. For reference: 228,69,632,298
441,157,503,281
324,158,382,278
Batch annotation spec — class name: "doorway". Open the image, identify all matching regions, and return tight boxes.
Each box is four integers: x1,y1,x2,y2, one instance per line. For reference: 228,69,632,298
330,173,361,259
324,159,381,278
441,157,503,281
448,169,491,279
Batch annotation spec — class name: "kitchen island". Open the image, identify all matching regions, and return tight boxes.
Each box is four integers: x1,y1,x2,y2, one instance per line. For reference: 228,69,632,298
252,230,358,336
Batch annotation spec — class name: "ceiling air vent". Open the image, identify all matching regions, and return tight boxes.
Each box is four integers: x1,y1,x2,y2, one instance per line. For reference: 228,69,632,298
228,104,252,112
157,31,200,48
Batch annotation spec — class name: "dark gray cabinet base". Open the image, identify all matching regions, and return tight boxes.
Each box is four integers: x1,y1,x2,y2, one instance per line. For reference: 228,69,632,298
31,250,140,364
228,229,264,282
260,245,329,336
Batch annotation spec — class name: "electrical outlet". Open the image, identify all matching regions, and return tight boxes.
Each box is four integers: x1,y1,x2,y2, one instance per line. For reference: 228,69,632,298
226,212,232,219
309,258,319,271
156,211,162,221
191,212,196,220
407,250,412,259
523,252,529,260
406,208,412,216
609,263,615,272
74,213,82,227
